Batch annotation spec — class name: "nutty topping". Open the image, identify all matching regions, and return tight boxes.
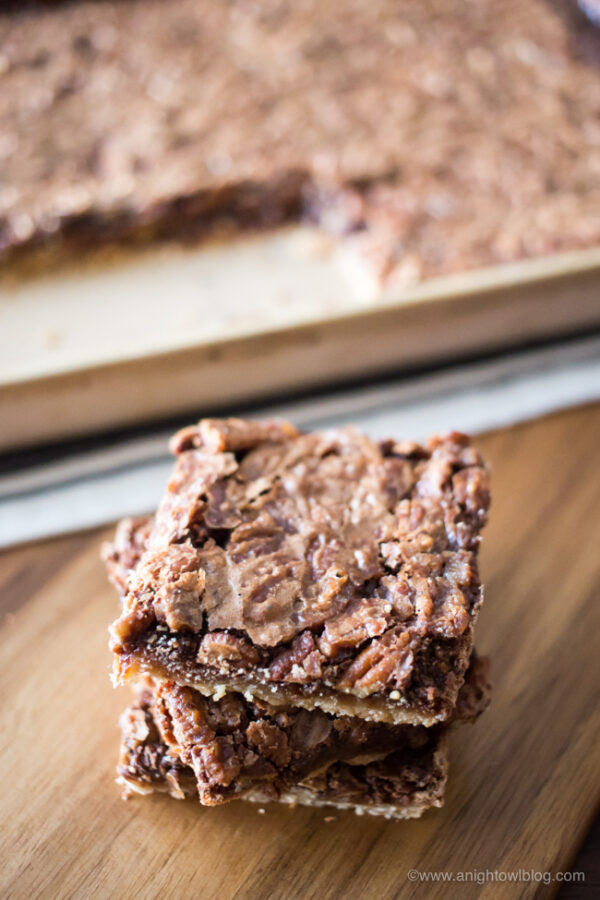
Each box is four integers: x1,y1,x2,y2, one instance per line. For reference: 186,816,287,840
196,740,243,796
198,418,299,453
150,450,238,546
452,466,491,517
117,698,183,792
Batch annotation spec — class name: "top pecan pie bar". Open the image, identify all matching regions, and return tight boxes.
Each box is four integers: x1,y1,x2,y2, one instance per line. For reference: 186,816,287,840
108,418,490,725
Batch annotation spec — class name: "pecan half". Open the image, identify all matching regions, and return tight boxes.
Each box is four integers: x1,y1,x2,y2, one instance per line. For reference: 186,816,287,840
337,628,414,695
197,632,259,668
318,597,391,657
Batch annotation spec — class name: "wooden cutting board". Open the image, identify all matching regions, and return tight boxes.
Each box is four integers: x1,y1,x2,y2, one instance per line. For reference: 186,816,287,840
1,404,599,900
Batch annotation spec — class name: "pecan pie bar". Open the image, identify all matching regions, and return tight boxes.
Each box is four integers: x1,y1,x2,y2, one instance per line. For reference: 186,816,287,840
117,655,488,818
118,692,447,820
108,418,490,726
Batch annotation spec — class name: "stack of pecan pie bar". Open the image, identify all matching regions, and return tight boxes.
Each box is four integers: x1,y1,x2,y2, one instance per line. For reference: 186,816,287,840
105,418,491,818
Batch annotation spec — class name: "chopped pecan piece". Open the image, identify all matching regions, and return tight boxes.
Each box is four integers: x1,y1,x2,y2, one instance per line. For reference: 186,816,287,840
416,456,453,499
145,545,206,632
101,515,153,595
195,738,242,796
124,704,150,743
151,450,238,545
246,721,292,768
205,692,248,734
168,425,203,455
197,632,259,668
268,631,324,683
171,418,299,455
380,534,437,572
430,582,471,637
411,576,435,623
378,576,414,620
388,440,429,460
202,418,298,452
110,542,208,642
452,466,491,516
156,684,217,750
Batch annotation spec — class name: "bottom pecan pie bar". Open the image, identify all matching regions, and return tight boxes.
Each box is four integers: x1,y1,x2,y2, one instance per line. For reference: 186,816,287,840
117,657,489,818
118,691,448,820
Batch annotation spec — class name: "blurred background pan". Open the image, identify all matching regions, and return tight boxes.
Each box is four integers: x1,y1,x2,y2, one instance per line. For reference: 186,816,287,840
1,232,599,451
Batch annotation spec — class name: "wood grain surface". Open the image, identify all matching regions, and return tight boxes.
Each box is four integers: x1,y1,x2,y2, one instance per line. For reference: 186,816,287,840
1,404,599,900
